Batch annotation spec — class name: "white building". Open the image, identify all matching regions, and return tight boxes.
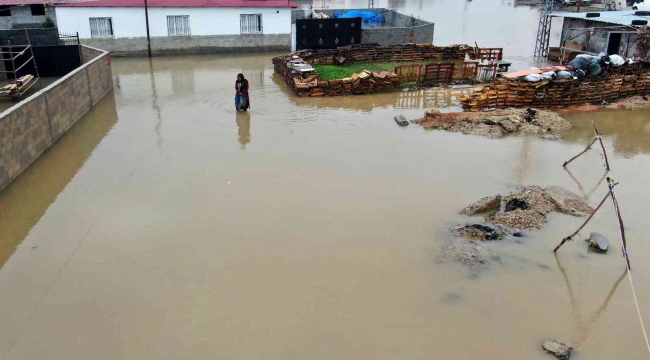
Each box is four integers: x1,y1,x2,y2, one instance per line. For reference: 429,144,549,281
55,0,297,56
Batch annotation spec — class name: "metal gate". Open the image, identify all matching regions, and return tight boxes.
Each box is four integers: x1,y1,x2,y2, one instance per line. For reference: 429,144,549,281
296,18,362,50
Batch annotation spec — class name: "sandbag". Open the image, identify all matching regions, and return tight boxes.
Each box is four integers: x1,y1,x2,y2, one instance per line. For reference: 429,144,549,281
523,74,542,82
557,71,572,79
540,71,556,80
609,54,625,66
587,60,601,76
568,57,590,71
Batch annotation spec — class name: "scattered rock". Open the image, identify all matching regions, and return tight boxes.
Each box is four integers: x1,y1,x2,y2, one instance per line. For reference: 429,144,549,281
542,340,572,360
425,108,441,117
394,115,409,126
545,186,594,216
453,224,507,241
504,198,530,212
500,119,518,132
587,232,609,253
485,209,547,230
459,195,501,215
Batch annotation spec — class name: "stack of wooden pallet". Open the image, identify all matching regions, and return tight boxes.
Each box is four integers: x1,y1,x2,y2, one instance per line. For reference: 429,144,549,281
291,44,472,66
291,70,400,97
458,62,650,111
1,74,34,96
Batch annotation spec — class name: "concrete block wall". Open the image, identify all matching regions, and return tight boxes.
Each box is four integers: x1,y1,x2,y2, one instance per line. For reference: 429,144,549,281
81,34,290,57
362,23,434,45
0,45,112,192
0,5,57,30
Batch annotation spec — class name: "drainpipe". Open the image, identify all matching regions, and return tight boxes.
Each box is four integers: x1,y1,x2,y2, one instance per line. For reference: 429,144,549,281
144,0,152,58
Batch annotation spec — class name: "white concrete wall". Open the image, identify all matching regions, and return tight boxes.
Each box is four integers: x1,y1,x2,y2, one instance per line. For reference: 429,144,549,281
56,6,292,39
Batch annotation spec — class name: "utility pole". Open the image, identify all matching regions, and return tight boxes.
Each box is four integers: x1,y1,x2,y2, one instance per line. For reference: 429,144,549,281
533,0,554,58
144,0,152,58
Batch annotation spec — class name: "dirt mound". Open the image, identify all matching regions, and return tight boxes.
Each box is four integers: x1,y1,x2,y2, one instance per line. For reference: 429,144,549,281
412,108,571,139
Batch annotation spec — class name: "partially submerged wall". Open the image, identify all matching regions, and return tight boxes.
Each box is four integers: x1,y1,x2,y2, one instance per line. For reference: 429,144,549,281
459,62,650,111
0,45,113,192
82,35,290,57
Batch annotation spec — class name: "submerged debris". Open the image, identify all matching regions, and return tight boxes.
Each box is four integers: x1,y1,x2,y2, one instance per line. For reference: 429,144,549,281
542,340,573,360
459,195,501,215
453,224,507,241
587,232,609,253
542,128,562,141
546,185,594,217
412,107,571,139
439,241,487,269
394,115,409,126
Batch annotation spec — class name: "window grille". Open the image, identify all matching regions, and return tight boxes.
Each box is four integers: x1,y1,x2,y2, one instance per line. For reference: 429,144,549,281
167,15,190,36
89,18,113,38
240,14,262,34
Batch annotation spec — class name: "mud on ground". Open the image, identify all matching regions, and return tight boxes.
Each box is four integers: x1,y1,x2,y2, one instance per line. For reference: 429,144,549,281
555,95,650,113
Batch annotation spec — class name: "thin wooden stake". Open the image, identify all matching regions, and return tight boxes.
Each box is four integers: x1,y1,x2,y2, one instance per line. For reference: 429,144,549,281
554,190,611,252
592,121,611,172
563,137,598,167
607,177,630,269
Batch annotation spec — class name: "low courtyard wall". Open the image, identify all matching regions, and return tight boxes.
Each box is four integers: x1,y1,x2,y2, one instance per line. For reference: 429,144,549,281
0,45,113,192
273,44,474,97
459,62,650,111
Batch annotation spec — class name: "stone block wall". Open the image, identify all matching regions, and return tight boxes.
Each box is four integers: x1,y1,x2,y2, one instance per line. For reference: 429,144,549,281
82,34,291,57
0,45,112,192
0,5,57,30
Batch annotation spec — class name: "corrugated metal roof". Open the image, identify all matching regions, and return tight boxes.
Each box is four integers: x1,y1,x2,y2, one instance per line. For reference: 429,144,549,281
551,10,650,26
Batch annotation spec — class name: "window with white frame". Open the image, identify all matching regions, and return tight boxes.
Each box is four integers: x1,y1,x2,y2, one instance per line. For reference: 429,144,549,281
240,14,262,34
167,15,190,36
89,18,113,38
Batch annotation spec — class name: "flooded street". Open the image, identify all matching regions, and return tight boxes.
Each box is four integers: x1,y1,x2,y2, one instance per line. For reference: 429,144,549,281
1,52,650,359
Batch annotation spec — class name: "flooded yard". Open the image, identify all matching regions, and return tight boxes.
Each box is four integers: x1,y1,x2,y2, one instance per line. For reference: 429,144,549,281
1,52,650,360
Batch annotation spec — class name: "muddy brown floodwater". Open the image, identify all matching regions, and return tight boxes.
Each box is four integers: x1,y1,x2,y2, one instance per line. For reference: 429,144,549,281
1,53,650,360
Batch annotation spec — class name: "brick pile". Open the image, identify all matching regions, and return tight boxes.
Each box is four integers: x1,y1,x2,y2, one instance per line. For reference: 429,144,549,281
458,62,650,111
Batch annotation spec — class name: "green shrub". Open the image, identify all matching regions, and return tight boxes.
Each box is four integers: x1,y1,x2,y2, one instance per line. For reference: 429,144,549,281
42,17,55,28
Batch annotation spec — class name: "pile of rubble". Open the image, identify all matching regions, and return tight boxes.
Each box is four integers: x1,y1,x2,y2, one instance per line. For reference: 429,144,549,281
453,185,593,241
458,62,650,111
411,108,571,139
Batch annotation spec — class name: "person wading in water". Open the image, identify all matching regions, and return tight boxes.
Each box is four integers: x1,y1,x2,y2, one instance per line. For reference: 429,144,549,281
235,73,250,112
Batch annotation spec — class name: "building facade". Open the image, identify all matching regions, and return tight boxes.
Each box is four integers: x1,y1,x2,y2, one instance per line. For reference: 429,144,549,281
0,1,57,30
55,0,297,56
552,11,648,59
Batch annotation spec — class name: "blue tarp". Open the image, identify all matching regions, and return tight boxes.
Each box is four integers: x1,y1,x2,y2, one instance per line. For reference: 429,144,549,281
333,10,385,26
